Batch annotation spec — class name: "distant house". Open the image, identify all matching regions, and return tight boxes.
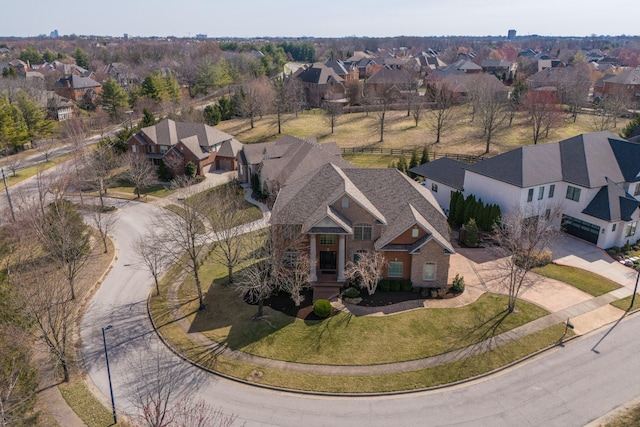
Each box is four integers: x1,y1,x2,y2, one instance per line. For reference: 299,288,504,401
101,62,141,89
270,164,454,293
598,67,640,108
54,75,102,103
126,118,242,176
425,71,508,103
294,62,346,107
417,131,640,249
481,59,517,77
364,67,414,99
324,59,359,84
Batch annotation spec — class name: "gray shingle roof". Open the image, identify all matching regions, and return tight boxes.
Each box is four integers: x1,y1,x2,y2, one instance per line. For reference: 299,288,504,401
140,118,235,151
271,164,453,254
409,158,466,190
296,62,344,85
582,178,639,221
466,131,637,189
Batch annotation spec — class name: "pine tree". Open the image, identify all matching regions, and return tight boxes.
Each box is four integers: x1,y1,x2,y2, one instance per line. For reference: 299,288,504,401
408,149,420,178
464,218,479,248
448,191,460,225
454,194,465,227
463,194,477,225
396,156,408,174
420,145,430,164
139,108,156,128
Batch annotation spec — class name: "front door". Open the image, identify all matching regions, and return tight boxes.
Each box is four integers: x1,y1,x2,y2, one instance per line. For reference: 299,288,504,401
319,251,337,272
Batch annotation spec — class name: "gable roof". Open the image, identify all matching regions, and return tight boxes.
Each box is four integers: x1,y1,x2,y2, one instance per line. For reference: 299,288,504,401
582,178,639,221
296,62,344,85
57,74,101,89
272,164,453,253
409,158,466,190
139,118,237,150
366,67,412,85
466,131,638,189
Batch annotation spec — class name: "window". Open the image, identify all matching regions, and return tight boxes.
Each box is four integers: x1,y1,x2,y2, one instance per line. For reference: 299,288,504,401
354,224,372,241
423,263,436,281
388,261,403,278
132,145,138,153
353,250,367,263
319,234,336,245
527,188,534,202
566,186,581,202
412,228,419,238
549,184,555,198
342,197,349,208
635,184,640,197
625,221,637,237
159,145,168,154
612,224,617,232
538,186,544,200
431,183,438,192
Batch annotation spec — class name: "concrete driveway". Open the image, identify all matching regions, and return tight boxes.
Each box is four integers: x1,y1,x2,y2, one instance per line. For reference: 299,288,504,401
549,232,638,288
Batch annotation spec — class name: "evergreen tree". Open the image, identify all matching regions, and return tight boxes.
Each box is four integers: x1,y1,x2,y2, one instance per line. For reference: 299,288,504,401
463,194,477,225
448,191,460,225
73,47,90,69
420,145,430,164
184,161,197,178
139,108,156,128
396,156,408,174
100,78,128,120
218,97,234,120
408,149,420,178
464,218,479,248
43,50,56,63
490,204,502,229
621,114,640,139
454,193,465,227
14,90,55,144
19,46,43,64
474,199,484,227
2,67,18,78
203,105,221,126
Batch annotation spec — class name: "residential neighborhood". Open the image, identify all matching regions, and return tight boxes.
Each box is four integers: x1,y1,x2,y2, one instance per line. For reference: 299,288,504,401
2,19,640,427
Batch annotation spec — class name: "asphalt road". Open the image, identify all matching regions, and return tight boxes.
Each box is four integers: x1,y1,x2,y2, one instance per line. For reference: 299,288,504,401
79,199,640,427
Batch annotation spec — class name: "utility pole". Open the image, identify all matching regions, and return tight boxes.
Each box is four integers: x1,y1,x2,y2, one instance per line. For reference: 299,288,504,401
1,168,16,222
101,325,117,425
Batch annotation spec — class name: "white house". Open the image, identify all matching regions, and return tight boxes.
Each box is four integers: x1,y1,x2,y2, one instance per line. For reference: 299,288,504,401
414,131,640,249
410,158,466,214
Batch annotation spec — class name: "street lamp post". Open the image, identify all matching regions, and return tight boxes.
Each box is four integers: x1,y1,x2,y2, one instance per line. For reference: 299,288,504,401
101,325,117,424
1,168,16,222
124,110,134,130
631,268,639,310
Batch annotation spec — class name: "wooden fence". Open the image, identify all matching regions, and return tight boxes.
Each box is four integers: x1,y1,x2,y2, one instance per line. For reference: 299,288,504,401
341,147,485,164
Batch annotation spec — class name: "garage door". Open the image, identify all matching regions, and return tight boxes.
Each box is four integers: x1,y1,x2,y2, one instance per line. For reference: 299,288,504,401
561,215,600,245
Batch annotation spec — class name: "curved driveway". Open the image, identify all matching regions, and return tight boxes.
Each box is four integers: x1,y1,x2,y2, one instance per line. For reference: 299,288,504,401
80,199,640,427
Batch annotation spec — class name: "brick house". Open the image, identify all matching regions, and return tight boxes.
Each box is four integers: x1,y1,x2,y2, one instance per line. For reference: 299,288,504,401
270,164,454,294
597,67,640,108
126,118,242,176
54,75,102,102
294,62,346,107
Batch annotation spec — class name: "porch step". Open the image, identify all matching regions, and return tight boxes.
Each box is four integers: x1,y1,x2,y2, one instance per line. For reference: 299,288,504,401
313,284,342,301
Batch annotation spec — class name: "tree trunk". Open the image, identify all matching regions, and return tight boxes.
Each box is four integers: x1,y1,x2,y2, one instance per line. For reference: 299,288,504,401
154,277,160,296
227,264,234,284
257,299,264,318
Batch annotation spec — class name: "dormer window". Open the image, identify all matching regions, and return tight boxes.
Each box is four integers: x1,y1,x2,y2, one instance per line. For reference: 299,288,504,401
342,197,349,208
412,228,419,238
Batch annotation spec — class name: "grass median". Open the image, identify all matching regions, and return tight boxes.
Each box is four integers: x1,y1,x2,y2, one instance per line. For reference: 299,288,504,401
533,263,621,296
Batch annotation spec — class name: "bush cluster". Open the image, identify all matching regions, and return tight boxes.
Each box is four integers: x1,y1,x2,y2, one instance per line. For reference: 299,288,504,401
343,287,360,298
377,279,413,292
448,192,501,231
313,299,332,318
452,274,465,293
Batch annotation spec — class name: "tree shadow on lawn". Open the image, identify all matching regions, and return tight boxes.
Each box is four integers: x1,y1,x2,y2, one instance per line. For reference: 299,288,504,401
187,276,296,351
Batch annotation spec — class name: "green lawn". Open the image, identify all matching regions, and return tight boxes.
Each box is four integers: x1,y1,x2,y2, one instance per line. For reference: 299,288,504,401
59,380,128,427
610,295,640,312
533,264,621,296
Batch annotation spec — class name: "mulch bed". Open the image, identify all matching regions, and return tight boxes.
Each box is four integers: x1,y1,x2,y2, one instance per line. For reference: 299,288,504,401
251,288,461,320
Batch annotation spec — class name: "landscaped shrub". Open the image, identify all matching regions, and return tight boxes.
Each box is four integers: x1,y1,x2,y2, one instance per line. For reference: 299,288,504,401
514,249,552,268
389,280,401,291
343,287,359,298
184,161,197,178
452,274,465,293
378,280,391,292
313,299,332,318
400,280,413,292
463,218,479,248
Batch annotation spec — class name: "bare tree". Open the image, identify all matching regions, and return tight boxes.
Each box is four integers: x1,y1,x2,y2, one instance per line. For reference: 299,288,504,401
425,81,458,143
345,80,362,106
344,252,385,296
205,182,250,284
322,101,343,134
36,138,56,163
469,74,509,153
594,86,631,130
238,77,271,129
15,265,78,382
155,188,210,310
123,151,157,198
2,152,24,177
522,91,564,144
561,65,592,123
87,144,119,209
368,86,395,142
134,229,169,296
88,205,118,253
278,250,311,306
31,199,91,300
124,348,239,427
491,204,558,313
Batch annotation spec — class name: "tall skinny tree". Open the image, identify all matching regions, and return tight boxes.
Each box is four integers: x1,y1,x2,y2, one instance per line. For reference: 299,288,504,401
100,78,129,120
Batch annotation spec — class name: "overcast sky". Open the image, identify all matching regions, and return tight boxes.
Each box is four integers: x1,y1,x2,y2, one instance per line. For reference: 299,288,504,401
1,0,637,39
